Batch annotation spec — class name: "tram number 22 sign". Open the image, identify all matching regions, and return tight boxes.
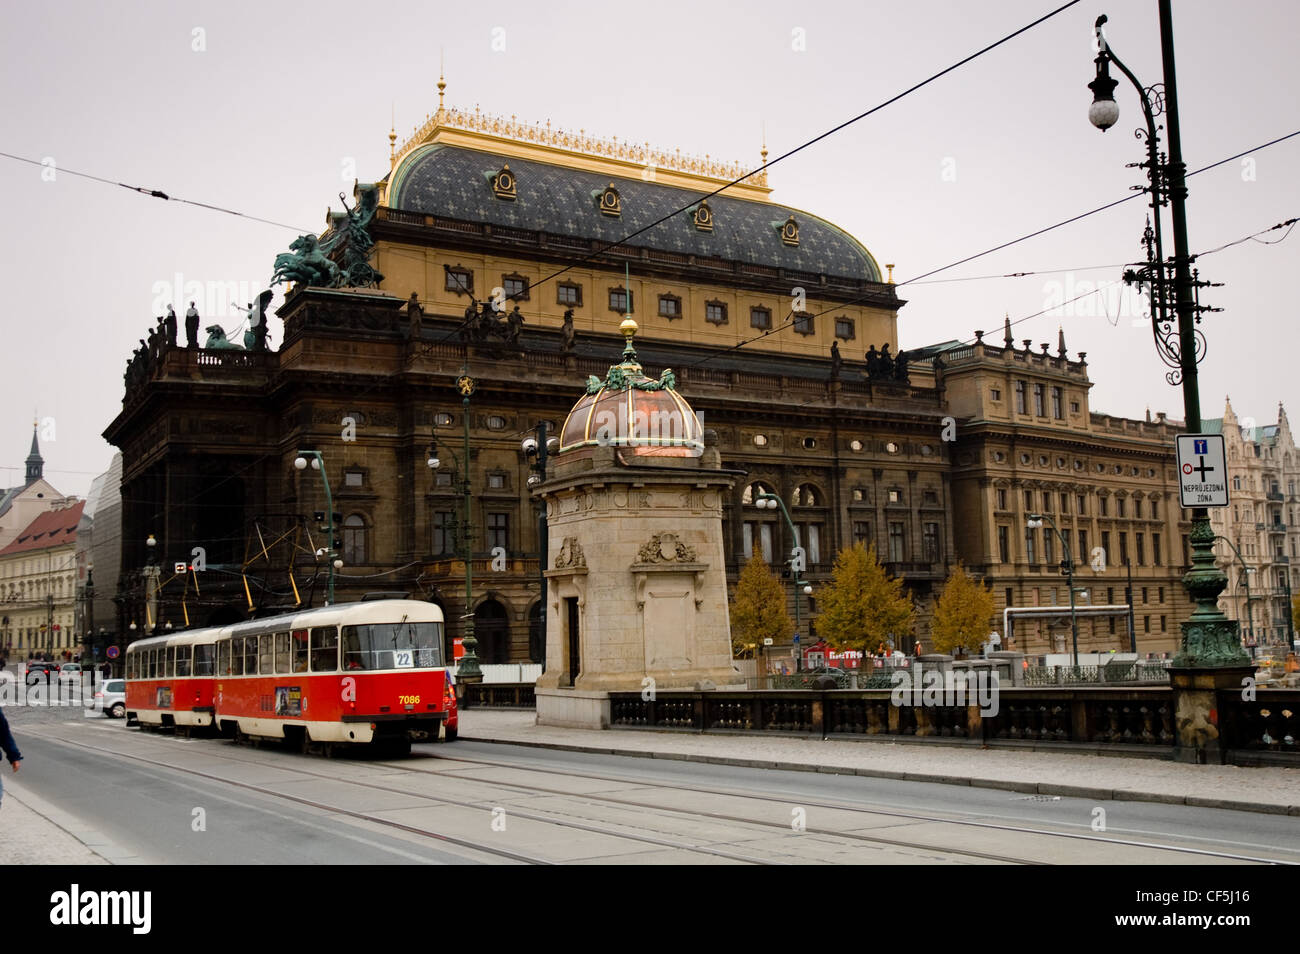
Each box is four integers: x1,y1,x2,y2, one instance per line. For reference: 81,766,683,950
1175,434,1228,508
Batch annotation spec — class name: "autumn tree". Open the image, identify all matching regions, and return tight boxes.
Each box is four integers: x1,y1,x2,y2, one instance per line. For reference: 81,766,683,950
729,552,794,659
929,564,998,656
817,543,915,656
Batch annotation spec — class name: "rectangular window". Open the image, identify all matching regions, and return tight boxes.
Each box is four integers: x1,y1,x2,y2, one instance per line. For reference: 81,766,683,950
658,295,682,319
1033,383,1045,416
1161,615,1167,632
217,640,231,677
1077,494,1087,515
609,288,631,313
803,524,822,565
487,512,509,551
243,638,257,676
834,317,855,340
1144,615,1150,634
705,301,727,324
793,312,814,335
1043,532,1054,565
1150,499,1159,520
1152,533,1161,565
310,627,338,673
1070,400,1080,414
1024,490,1033,511
1025,527,1037,564
743,522,774,563
1119,532,1129,566
1005,587,1014,608
997,489,1007,510
292,630,309,672
1077,530,1088,563
344,469,364,488
923,522,940,563
1015,381,1027,414
503,276,529,301
1158,586,1165,603
889,489,902,504
175,645,191,678
445,268,473,295
487,473,506,490
888,522,906,562
1051,387,1064,419
435,471,452,488
1042,492,1052,513
1136,533,1146,566
432,511,453,555
194,644,214,677
556,282,582,306
1060,493,1069,513
852,521,872,546
1100,497,1109,516
1142,587,1148,603
259,634,273,675
751,306,772,330
990,388,1002,402
1117,498,1126,518
998,526,1010,563
275,632,291,674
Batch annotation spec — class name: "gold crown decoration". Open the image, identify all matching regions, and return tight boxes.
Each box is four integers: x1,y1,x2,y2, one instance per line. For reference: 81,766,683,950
395,91,768,189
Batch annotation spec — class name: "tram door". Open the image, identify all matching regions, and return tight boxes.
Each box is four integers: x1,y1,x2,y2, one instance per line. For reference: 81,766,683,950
565,598,580,686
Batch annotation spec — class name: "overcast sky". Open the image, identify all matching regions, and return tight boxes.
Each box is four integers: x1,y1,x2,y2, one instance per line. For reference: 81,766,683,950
2,0,1296,498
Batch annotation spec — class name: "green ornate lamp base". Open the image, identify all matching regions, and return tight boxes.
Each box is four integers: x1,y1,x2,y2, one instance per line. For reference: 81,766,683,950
457,630,484,683
1172,517,1251,669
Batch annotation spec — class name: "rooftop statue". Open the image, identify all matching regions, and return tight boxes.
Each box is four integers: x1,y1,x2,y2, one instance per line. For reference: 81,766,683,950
331,187,385,288
203,324,245,350
271,233,340,288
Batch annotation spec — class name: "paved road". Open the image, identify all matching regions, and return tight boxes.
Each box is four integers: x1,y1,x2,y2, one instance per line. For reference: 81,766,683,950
7,707,1298,865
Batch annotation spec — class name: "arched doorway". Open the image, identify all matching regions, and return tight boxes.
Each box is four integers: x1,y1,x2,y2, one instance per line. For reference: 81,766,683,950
473,599,509,665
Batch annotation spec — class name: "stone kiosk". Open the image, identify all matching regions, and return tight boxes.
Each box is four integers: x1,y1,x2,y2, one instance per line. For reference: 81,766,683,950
535,319,744,728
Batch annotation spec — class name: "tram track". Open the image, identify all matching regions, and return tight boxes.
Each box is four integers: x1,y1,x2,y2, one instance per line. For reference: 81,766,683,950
28,726,794,865
408,749,1298,865
35,723,1292,865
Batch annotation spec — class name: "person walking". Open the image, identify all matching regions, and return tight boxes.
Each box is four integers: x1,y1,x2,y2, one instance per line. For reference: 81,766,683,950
0,706,22,809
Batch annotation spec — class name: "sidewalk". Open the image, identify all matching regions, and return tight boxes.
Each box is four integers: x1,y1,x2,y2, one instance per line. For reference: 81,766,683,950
0,782,109,865
459,709,1300,816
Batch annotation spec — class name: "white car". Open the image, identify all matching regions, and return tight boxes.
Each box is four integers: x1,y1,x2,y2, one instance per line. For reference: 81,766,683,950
92,679,126,719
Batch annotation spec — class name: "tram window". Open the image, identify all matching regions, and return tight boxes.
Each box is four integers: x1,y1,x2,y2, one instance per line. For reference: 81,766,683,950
274,633,291,674
342,629,370,671
310,627,338,672
146,650,156,679
175,645,192,678
165,647,175,679
230,637,244,676
259,634,274,674
126,653,134,679
292,630,309,672
244,637,258,676
220,639,234,676
342,622,443,671
194,644,215,677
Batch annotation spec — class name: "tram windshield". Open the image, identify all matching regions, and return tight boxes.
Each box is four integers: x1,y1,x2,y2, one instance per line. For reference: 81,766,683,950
342,621,443,670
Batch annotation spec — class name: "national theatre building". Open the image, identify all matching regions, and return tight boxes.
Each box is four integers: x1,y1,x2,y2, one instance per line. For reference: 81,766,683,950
104,87,1198,664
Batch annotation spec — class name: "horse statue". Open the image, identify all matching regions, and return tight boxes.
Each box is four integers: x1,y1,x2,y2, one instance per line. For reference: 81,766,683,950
271,234,340,288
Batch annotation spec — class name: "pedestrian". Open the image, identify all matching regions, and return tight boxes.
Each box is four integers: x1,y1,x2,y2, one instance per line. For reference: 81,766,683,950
0,706,22,809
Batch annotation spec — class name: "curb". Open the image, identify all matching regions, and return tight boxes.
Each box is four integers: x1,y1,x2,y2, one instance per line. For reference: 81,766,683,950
6,782,141,864
460,733,1300,817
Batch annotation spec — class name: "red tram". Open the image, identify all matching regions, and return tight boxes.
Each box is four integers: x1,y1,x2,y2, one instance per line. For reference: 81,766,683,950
125,600,457,753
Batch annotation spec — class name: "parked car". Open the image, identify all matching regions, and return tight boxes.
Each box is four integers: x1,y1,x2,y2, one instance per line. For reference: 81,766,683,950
93,679,126,719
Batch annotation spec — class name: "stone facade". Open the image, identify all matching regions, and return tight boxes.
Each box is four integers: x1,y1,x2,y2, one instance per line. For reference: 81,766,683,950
1207,399,1299,649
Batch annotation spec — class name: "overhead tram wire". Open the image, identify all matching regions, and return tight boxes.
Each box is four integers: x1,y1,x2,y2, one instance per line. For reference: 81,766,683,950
676,129,1300,372
0,151,309,233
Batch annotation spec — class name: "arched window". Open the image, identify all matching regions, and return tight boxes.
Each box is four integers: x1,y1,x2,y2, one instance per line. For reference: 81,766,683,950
343,514,369,564
741,481,775,505
792,483,820,507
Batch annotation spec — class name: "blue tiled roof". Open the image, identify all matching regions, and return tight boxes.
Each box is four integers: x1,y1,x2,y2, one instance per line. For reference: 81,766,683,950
389,144,882,281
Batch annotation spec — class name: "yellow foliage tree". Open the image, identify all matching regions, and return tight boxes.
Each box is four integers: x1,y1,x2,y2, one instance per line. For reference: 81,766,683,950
930,564,997,656
729,553,794,659
816,543,914,656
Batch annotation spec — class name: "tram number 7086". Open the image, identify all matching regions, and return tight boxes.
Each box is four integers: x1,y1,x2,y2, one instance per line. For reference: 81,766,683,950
398,695,421,705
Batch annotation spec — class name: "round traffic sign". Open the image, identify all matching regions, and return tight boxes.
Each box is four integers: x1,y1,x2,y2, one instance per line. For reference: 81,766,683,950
106,645,120,659
1182,463,1193,474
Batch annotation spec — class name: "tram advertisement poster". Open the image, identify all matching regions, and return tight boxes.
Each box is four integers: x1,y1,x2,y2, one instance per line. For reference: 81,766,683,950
156,687,173,708
275,686,302,716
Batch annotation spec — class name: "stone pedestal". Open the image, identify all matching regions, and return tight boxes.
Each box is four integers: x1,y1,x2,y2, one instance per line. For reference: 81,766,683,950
1168,666,1254,764
534,447,743,728
988,650,1025,687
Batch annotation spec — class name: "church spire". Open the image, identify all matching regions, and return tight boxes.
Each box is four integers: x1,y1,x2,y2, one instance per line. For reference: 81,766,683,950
25,422,43,484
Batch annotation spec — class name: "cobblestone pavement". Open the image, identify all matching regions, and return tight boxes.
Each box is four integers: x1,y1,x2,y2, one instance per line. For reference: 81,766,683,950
459,709,1300,814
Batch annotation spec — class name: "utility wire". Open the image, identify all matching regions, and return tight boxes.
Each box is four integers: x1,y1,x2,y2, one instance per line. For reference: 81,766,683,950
0,151,309,233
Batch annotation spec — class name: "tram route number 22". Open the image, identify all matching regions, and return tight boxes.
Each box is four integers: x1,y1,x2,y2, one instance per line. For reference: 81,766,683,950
394,650,414,668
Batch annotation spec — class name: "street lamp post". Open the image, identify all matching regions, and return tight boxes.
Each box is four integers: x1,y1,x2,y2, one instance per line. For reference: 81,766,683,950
1214,535,1255,654
1088,9,1247,668
294,451,341,605
522,423,553,667
755,492,813,672
1027,513,1078,666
